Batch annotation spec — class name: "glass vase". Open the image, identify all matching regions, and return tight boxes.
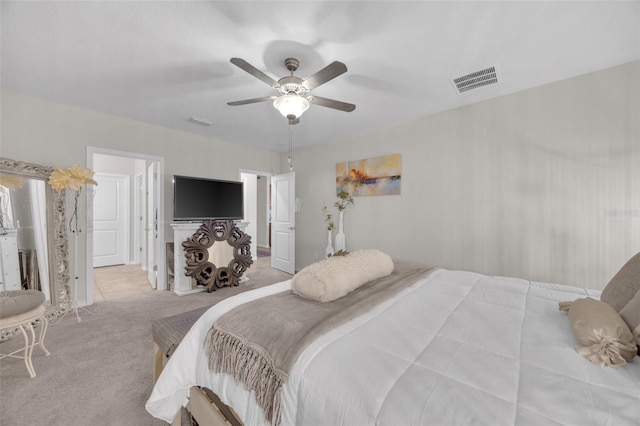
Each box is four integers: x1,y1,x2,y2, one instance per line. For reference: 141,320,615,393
325,230,334,258
335,211,345,251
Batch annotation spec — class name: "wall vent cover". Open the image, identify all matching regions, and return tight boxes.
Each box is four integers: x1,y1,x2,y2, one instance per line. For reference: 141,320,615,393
451,66,499,94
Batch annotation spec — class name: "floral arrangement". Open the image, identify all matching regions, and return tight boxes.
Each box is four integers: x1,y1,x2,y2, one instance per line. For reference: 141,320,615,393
323,190,355,254
48,165,98,190
48,165,98,232
334,189,354,211
322,206,335,231
323,190,355,232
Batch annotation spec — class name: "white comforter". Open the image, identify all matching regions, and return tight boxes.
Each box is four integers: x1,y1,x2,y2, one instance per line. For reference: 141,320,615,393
146,269,640,425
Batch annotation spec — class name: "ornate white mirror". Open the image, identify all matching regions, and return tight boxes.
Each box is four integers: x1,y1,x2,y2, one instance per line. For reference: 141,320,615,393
0,157,70,333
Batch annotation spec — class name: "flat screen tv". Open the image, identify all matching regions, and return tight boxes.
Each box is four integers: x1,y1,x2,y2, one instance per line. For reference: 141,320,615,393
173,175,244,221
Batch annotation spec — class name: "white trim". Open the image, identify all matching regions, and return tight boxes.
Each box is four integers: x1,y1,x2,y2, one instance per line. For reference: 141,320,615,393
86,147,166,307
239,169,273,258
133,172,144,265
238,168,273,178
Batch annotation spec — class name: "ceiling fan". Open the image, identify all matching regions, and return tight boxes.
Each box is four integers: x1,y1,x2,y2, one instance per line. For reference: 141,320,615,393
227,57,356,124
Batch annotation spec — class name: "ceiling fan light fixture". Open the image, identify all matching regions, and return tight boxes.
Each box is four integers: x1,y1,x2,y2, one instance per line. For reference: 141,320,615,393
273,92,310,119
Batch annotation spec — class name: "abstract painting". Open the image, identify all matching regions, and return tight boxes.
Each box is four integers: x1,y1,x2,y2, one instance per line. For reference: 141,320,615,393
336,154,401,197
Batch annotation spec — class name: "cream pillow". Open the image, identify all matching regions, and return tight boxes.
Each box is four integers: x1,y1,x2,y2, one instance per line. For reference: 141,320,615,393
291,249,394,302
559,297,637,368
619,290,640,353
600,252,640,312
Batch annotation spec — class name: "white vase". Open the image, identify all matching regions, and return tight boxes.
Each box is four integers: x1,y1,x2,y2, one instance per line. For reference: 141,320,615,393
334,211,346,251
325,230,334,258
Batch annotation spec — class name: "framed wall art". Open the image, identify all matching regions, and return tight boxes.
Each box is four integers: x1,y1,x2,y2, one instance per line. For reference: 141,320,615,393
336,153,401,197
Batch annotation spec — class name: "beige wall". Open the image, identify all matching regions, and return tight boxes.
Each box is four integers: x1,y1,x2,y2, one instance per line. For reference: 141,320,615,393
1,91,282,301
2,61,638,295
288,61,640,290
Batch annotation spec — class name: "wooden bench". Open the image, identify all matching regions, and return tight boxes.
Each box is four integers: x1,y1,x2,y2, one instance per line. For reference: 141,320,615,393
151,305,209,382
151,306,242,426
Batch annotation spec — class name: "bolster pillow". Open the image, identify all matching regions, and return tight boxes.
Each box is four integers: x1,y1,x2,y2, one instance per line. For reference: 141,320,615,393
559,297,637,367
619,290,640,353
291,249,394,302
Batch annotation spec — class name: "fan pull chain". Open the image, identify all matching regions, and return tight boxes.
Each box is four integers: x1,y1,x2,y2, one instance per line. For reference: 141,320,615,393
288,123,293,171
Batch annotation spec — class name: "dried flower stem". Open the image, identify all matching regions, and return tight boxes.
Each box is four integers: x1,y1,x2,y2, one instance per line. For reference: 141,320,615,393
322,206,335,231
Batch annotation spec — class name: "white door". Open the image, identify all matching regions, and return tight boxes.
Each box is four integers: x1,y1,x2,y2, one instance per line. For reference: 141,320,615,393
271,172,295,274
93,174,129,267
146,162,158,288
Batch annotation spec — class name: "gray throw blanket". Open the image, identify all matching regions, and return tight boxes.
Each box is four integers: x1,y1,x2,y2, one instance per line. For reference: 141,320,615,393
204,262,437,426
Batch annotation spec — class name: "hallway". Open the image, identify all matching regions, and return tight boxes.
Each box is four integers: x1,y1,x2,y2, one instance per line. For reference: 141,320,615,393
93,264,153,303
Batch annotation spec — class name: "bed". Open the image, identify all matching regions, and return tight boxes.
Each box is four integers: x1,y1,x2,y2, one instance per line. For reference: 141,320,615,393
146,253,640,426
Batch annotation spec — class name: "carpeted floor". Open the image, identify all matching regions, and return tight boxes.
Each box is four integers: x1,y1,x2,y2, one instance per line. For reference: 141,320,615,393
0,258,291,426
256,246,271,258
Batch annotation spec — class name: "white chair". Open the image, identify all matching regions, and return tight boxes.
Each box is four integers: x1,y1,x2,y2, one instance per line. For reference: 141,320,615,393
0,290,50,378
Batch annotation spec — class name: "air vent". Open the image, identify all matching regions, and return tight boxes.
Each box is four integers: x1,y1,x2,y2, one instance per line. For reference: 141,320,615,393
451,66,499,94
187,116,213,126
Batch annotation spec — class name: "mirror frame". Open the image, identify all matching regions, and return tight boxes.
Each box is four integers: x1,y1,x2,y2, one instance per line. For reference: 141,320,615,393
0,157,70,322
182,219,252,292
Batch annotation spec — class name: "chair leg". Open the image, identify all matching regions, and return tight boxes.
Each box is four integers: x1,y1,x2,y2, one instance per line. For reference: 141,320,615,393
18,324,36,378
38,316,50,356
26,322,37,377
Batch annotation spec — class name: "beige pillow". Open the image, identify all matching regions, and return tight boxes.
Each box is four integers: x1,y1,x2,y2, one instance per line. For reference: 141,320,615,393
559,297,637,368
600,252,640,312
291,249,394,302
619,290,640,353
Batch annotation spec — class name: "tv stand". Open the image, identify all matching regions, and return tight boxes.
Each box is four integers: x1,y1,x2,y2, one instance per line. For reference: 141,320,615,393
171,221,249,296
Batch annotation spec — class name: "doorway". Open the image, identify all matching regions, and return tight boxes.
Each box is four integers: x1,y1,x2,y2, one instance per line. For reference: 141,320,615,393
85,147,165,306
240,171,271,262
240,169,296,274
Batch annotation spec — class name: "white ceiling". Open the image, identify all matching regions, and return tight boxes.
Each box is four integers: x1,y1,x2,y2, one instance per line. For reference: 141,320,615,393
2,1,639,152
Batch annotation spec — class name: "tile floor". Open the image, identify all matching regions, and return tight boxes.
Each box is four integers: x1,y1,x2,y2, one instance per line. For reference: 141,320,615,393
93,264,154,303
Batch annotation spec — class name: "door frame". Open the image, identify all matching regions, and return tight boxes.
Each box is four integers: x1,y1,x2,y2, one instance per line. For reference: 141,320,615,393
239,169,273,262
146,161,158,289
86,147,166,306
133,172,144,265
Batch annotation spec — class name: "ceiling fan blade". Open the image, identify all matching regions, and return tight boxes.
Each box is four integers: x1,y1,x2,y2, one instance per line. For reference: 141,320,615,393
302,61,348,90
230,58,279,88
227,96,275,106
308,95,356,112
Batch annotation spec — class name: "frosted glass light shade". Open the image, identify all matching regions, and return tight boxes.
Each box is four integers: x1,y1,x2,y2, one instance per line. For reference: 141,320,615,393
273,93,310,119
